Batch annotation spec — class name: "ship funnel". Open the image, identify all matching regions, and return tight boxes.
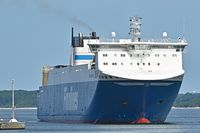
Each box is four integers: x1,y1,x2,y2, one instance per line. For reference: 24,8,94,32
42,66,49,86
129,16,142,42
91,32,96,39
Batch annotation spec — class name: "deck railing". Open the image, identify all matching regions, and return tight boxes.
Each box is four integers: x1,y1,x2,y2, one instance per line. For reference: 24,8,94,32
98,38,187,43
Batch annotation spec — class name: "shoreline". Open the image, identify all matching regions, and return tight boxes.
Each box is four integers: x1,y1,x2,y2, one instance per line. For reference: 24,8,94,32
0,107,37,110
1,107,200,110
172,106,200,109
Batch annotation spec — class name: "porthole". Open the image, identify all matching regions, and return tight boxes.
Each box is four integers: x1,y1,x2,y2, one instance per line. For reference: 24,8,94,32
158,100,164,104
137,63,139,66
157,63,160,66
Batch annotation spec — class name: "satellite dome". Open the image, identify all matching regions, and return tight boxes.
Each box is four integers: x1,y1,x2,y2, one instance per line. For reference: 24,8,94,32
162,32,168,38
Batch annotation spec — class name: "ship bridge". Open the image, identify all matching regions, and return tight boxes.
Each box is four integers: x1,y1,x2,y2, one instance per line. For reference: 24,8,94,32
88,38,187,53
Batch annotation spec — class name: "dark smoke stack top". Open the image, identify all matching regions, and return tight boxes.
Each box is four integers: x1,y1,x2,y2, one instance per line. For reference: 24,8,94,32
71,27,74,46
91,32,96,39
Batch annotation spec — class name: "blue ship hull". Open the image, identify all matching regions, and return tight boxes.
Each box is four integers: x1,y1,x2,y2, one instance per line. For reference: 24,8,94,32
38,78,182,123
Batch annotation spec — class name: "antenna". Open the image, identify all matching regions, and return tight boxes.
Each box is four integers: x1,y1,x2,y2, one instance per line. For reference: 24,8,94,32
71,27,74,47
70,27,74,66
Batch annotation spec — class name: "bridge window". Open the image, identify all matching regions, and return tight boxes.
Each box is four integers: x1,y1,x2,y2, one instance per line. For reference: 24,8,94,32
103,62,108,65
103,54,108,57
172,54,177,57
112,62,117,65
121,54,125,57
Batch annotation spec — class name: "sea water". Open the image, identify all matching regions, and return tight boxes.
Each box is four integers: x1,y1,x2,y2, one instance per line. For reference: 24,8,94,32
0,108,200,133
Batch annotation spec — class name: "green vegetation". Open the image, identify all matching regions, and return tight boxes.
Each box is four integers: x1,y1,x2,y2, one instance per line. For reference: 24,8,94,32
0,90,37,108
173,92,200,107
0,90,200,108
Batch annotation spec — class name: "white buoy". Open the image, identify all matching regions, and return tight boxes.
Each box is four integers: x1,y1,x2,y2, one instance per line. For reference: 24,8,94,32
0,80,26,129
9,118,18,123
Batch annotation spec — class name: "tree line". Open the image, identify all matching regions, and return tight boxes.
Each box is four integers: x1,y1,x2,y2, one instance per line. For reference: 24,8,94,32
0,90,200,108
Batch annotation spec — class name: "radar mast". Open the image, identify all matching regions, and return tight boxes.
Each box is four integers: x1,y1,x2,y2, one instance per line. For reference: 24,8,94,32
129,16,142,42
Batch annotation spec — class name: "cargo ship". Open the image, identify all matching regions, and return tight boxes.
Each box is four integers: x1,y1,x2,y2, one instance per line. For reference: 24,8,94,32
37,17,187,123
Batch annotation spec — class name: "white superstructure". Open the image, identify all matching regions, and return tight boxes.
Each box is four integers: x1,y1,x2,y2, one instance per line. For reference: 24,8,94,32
93,39,186,80
43,16,187,86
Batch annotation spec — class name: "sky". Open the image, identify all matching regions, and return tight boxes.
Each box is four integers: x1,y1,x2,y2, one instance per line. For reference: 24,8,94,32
0,0,199,93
